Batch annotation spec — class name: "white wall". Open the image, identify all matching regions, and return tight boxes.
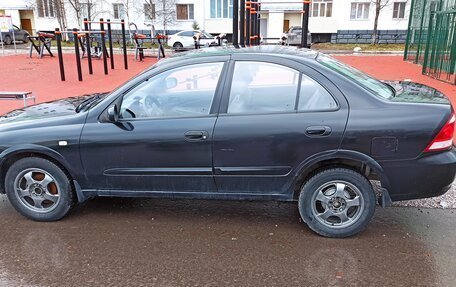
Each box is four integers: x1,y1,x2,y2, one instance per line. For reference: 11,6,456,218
1,0,412,37
335,0,410,31
261,0,411,37
267,12,284,38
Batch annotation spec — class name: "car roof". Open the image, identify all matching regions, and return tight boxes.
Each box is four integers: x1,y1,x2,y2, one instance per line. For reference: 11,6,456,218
161,46,319,64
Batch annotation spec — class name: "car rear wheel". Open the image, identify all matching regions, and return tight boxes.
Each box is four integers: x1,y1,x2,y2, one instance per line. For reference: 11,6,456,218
298,168,376,238
5,157,76,221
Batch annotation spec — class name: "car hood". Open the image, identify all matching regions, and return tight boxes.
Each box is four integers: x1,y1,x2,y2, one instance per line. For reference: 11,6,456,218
386,81,450,105
0,94,101,124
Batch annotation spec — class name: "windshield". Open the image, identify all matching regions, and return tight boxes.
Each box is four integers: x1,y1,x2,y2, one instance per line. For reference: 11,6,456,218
317,53,394,99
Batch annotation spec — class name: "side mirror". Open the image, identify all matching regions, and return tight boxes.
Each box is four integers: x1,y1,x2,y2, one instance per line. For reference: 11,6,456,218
166,77,177,89
107,105,119,122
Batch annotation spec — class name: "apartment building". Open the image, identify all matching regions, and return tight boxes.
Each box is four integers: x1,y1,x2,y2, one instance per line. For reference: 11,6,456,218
1,0,411,43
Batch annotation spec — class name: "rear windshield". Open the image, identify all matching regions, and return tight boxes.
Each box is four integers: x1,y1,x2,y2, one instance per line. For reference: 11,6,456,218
317,53,394,99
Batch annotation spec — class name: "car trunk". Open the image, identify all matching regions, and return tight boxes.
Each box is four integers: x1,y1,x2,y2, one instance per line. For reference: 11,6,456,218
386,81,451,105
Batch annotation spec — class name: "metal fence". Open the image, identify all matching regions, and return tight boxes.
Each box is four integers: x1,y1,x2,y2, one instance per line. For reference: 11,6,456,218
422,10,456,84
404,0,456,84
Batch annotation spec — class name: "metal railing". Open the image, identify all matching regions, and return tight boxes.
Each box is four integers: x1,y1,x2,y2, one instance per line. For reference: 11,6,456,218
404,0,456,84
422,10,456,84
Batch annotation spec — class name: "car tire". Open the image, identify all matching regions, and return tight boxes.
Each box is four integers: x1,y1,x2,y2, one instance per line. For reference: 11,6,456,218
173,42,183,51
4,35,12,45
298,168,376,238
23,35,29,43
5,157,76,221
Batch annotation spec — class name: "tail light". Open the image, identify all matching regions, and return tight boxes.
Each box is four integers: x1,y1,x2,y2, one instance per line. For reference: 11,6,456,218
424,112,455,152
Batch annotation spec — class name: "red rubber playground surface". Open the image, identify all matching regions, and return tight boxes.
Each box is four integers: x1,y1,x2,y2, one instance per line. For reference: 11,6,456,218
0,53,455,116
0,54,153,115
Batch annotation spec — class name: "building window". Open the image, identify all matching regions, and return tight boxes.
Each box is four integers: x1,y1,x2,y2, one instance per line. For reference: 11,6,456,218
113,3,125,20
350,2,370,20
176,4,194,20
311,0,333,17
37,0,56,18
392,2,406,19
144,3,156,20
210,0,233,19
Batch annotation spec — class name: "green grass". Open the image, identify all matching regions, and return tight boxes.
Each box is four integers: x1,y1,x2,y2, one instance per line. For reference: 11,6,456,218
312,43,405,51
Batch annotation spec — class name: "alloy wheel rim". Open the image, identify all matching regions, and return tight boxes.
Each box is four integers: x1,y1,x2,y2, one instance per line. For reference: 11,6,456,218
14,168,61,213
311,180,364,229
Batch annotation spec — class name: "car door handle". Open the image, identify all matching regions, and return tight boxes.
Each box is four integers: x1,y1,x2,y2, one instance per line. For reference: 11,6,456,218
185,131,208,141
305,126,332,137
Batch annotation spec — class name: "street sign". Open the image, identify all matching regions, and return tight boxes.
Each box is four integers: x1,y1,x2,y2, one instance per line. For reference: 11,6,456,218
0,15,17,53
0,16,13,32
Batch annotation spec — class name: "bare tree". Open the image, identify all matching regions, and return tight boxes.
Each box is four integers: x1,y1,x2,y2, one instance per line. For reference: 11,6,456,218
67,0,107,28
54,0,68,39
371,0,390,44
371,0,408,44
67,0,83,27
155,0,177,34
143,0,156,22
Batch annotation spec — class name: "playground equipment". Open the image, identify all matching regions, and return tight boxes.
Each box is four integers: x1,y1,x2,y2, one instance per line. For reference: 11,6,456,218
129,22,166,61
28,32,54,58
0,91,35,107
55,18,129,82
232,0,310,48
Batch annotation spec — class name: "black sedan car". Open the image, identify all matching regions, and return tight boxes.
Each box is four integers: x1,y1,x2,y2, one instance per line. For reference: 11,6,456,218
1,46,455,237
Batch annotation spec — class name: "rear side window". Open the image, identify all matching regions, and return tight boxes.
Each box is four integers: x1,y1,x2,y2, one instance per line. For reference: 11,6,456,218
227,62,299,114
180,31,194,37
299,74,337,111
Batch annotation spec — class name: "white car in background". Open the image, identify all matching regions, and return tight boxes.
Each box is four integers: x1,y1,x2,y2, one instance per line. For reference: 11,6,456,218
168,30,217,50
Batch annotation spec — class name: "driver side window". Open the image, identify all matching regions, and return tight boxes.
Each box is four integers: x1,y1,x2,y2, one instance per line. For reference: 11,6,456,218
120,62,224,119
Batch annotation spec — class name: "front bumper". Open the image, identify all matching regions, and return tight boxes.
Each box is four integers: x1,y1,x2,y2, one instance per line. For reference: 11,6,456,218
380,148,456,201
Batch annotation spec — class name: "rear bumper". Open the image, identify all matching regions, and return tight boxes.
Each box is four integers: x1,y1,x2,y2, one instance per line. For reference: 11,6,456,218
380,148,456,201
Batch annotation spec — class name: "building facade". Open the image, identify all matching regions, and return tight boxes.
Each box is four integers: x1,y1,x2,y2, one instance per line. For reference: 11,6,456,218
1,0,411,43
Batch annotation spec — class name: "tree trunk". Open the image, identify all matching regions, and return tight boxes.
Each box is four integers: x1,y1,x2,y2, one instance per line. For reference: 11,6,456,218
163,1,167,35
372,0,381,45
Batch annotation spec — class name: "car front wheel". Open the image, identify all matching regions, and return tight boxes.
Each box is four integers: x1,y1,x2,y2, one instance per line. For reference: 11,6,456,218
173,42,184,51
4,35,12,45
298,168,376,238
5,157,76,221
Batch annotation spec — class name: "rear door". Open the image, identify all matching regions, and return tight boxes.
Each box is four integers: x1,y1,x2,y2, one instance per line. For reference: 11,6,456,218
212,55,349,196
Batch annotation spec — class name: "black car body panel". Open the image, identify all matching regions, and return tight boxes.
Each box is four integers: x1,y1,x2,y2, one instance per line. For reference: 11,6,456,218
0,46,455,204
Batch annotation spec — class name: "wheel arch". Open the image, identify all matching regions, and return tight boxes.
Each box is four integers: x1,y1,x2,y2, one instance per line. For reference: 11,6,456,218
0,145,76,195
291,150,391,200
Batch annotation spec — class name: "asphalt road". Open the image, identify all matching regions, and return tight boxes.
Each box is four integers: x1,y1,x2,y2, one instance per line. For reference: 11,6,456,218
0,194,455,287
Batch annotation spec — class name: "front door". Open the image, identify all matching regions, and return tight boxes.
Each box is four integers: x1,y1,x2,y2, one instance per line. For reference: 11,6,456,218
213,58,348,196
283,20,290,33
79,62,227,193
20,19,32,35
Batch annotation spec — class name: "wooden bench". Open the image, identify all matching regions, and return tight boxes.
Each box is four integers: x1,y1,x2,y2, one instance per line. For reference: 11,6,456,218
0,92,36,107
